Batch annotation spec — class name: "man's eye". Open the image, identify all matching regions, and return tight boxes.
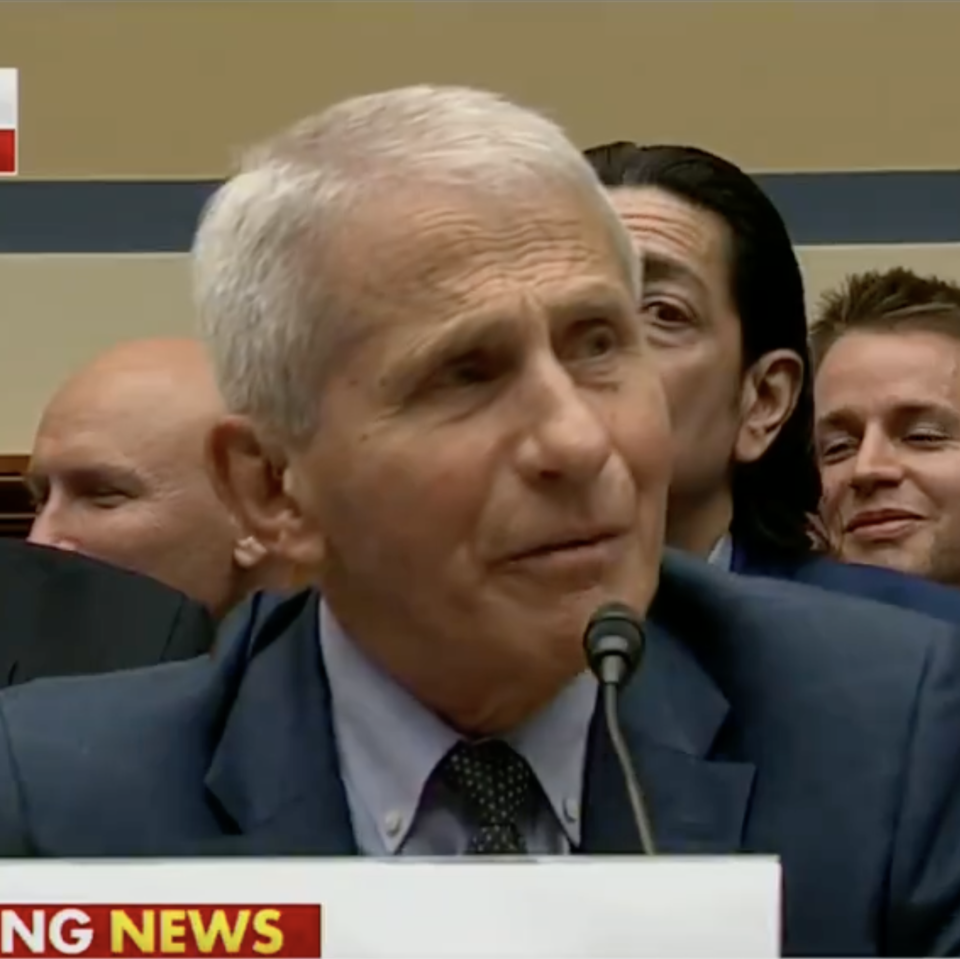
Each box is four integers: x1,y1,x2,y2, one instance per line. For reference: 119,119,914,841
435,353,498,390
643,298,691,327
906,430,949,446
563,320,625,364
818,438,857,462
86,490,129,508
579,325,619,358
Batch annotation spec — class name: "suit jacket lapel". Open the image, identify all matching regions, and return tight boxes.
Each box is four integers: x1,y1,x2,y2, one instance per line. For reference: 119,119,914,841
580,617,755,855
203,592,357,856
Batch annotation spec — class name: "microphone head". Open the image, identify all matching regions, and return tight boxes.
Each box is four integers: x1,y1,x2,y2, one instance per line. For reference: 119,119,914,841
583,601,646,686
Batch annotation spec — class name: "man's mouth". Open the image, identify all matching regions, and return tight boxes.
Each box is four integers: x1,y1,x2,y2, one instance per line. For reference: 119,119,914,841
844,509,923,538
510,530,624,561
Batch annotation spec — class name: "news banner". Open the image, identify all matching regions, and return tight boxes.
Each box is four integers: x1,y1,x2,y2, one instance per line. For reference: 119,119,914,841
0,858,780,958
0,68,16,177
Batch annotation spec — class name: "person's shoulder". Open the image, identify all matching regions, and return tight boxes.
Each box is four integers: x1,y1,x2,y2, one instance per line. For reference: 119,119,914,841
790,553,960,622
0,541,217,678
654,551,960,769
0,587,315,749
0,539,177,598
741,545,960,625
656,556,960,957
0,637,223,750
0,589,318,852
0,540,197,627
656,548,956,682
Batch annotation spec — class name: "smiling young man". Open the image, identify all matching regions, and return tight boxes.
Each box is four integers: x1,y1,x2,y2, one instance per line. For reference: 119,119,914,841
812,267,960,587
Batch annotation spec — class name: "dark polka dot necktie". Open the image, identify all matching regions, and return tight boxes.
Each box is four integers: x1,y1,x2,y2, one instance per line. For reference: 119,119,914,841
438,739,536,855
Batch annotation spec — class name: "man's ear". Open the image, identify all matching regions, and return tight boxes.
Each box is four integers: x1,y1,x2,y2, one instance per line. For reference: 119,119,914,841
233,533,268,571
206,415,325,568
734,349,804,465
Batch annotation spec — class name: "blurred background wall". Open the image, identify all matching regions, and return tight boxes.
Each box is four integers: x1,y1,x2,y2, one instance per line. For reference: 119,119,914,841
1,0,959,450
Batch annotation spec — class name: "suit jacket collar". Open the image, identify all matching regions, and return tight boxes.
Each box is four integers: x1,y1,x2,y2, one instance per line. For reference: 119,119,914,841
730,538,808,580
204,557,756,856
204,591,357,856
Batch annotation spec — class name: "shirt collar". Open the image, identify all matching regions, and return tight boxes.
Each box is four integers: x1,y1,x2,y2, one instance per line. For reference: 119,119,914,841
320,601,596,852
707,534,733,571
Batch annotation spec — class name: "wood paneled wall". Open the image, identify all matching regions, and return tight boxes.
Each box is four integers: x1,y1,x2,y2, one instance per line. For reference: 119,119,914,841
0,456,32,537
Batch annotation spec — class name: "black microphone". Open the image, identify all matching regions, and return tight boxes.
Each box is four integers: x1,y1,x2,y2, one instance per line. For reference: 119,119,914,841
584,602,657,855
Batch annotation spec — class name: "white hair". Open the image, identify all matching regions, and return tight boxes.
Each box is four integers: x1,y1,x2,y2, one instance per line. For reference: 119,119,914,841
193,85,640,443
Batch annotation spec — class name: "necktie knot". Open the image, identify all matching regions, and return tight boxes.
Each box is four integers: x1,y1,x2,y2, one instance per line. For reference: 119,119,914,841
438,739,535,854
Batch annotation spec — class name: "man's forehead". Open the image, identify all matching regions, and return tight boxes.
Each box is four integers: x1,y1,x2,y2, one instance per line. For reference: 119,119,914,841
28,424,139,485
816,332,960,423
36,377,213,464
345,181,619,278
820,330,960,390
33,413,160,466
54,359,218,420
610,188,727,264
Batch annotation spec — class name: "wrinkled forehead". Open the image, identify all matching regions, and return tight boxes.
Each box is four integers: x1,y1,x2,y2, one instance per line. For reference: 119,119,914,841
817,330,960,415
608,188,729,270
328,181,632,324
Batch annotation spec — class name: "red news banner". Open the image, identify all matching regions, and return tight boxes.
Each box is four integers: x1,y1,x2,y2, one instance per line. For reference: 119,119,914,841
0,906,322,958
0,128,14,176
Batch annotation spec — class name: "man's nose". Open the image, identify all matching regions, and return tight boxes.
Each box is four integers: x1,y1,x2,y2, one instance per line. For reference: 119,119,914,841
27,503,78,552
849,430,905,494
514,363,613,486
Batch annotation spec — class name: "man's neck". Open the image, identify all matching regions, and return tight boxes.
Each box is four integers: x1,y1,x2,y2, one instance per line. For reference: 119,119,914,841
666,490,734,559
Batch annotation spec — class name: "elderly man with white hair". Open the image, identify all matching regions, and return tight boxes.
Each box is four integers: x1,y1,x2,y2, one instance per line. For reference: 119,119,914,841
0,86,959,957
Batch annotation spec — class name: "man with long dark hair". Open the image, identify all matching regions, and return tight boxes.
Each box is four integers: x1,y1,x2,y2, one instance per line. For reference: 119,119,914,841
586,141,960,619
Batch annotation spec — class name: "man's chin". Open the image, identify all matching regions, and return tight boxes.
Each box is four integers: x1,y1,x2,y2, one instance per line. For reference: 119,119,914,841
846,543,926,577
499,551,657,608
435,648,584,735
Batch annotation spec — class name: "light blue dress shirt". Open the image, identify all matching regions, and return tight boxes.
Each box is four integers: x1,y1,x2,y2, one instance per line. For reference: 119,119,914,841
319,602,597,855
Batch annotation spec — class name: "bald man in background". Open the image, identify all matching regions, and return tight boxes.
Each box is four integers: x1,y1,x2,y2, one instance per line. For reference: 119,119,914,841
27,338,296,620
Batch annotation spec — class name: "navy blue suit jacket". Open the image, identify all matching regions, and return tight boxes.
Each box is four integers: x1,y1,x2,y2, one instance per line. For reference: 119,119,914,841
0,539,214,685
733,543,960,624
1,551,960,957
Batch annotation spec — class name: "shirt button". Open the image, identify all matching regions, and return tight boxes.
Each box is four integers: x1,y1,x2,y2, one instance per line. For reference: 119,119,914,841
563,797,580,823
384,810,404,837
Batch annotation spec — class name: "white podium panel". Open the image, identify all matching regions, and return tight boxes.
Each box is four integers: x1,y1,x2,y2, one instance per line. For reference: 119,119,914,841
0,856,780,958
